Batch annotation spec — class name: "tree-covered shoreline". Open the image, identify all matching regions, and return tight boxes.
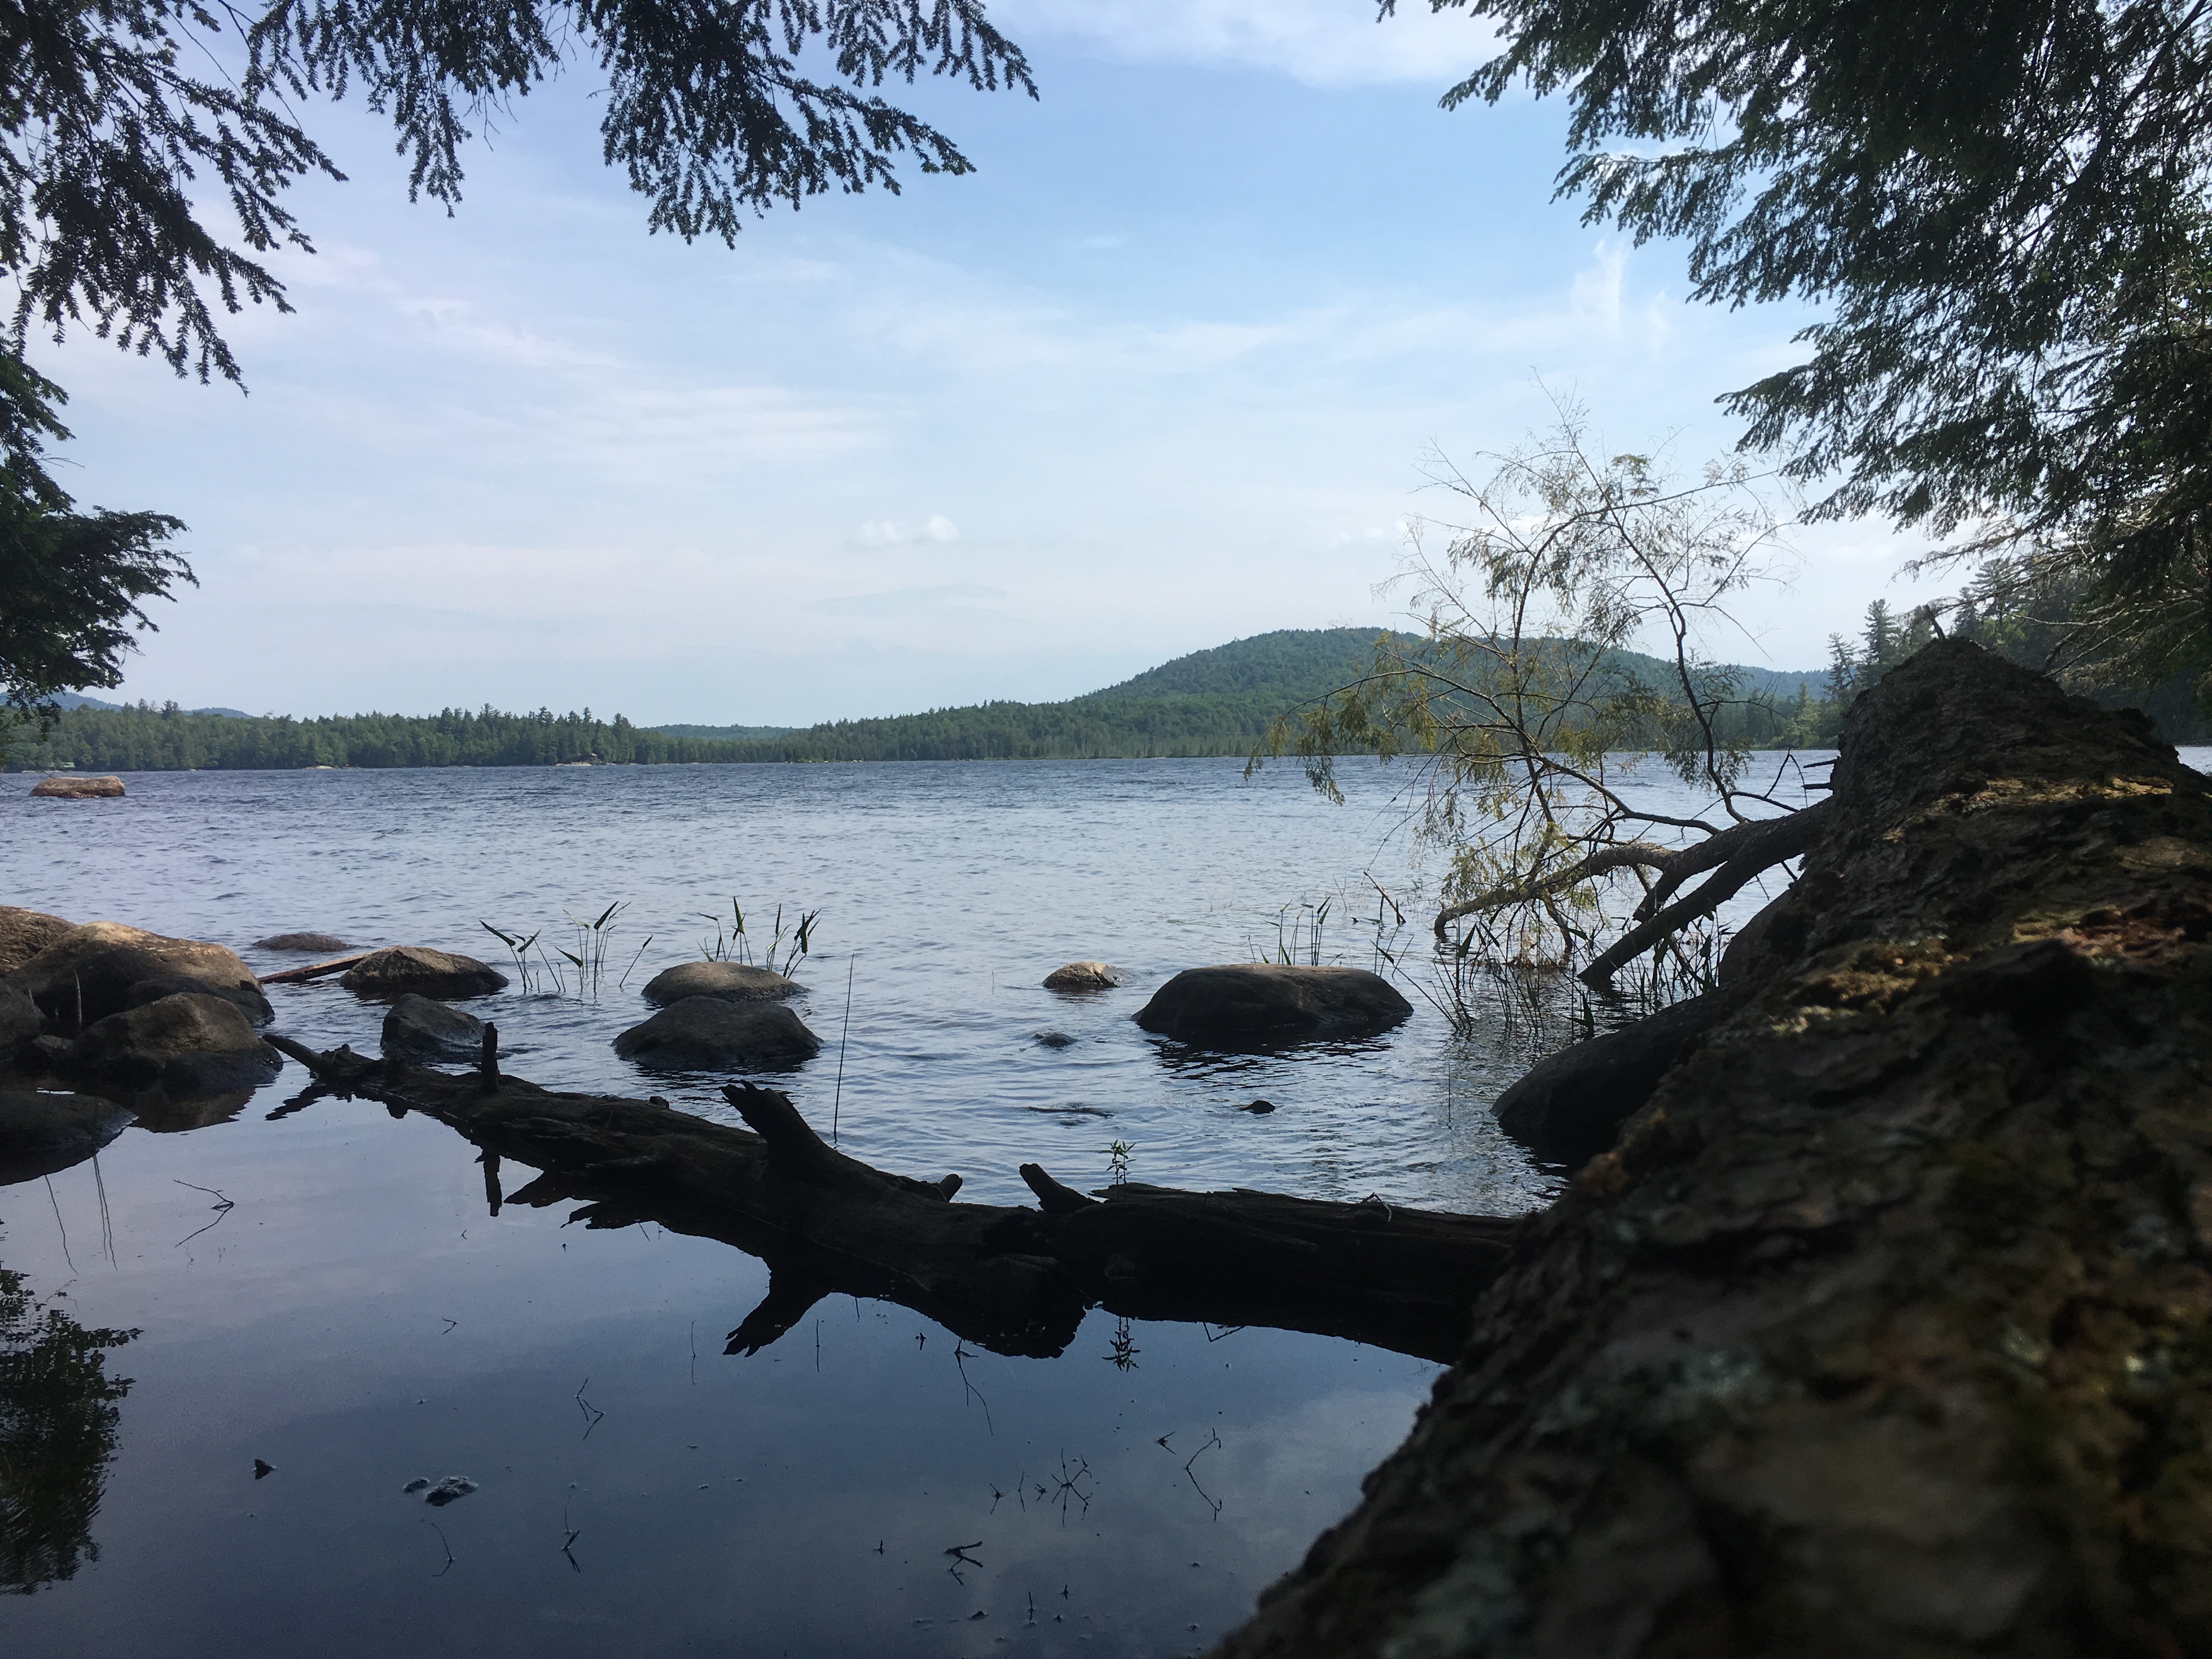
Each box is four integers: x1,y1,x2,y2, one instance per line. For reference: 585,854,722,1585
14,621,2190,775
2,629,1836,771
8,624,2185,778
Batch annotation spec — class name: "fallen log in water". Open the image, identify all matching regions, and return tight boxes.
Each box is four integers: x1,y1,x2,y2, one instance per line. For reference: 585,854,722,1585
262,1037,1517,1362
1211,639,2212,1657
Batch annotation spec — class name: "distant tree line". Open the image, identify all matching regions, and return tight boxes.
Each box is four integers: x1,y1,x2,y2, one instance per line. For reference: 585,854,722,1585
3,683,1838,774
3,690,1393,770
2,703,758,771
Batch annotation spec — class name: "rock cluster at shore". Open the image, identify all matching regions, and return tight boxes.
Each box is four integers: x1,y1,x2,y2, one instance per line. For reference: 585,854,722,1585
10,920,272,1028
3,902,1433,1195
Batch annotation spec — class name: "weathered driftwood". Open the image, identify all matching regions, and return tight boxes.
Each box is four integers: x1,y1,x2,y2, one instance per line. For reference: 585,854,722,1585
263,1037,1516,1362
1212,639,2212,1658
256,951,372,986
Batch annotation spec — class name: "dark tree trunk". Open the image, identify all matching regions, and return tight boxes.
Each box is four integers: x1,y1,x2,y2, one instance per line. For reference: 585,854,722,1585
266,1045,1517,1363
1211,640,2212,1658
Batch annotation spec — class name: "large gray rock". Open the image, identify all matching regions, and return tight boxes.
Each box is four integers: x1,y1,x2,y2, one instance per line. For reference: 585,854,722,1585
7,921,272,1029
381,994,486,1063
340,946,507,1000
1133,964,1413,1047
58,992,283,1097
253,931,352,952
1490,989,1737,1167
1043,961,1123,991
0,983,44,1060
614,996,821,1072
0,906,73,975
640,961,800,1007
0,1091,134,1187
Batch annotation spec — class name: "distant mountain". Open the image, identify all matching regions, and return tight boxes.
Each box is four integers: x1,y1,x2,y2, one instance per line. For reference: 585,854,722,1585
47,692,251,718
708,630,1830,763
1090,628,1419,704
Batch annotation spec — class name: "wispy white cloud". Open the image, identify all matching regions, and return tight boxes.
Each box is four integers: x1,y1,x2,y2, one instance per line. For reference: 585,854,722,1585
853,514,962,546
995,0,1492,86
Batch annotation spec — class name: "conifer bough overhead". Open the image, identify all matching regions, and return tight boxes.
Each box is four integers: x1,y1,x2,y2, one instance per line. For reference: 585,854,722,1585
0,0,1031,725
2,0,1034,383
1405,0,2212,670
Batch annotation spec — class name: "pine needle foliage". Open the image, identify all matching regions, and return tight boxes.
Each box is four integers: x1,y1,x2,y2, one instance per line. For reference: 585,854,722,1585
1405,0,2212,686
0,354,189,753
0,0,1032,715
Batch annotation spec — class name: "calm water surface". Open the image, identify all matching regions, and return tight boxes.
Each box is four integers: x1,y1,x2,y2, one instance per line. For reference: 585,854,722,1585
0,753,1854,1656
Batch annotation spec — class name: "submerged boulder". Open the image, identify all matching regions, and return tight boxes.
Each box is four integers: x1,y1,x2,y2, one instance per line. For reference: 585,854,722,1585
0,1091,134,1187
640,961,800,1007
29,774,123,798
7,921,273,1030
381,994,486,1063
58,992,283,1097
614,996,821,1072
1043,961,1123,992
340,946,507,1001
1491,989,1739,1167
0,906,73,975
253,932,352,952
1133,964,1413,1047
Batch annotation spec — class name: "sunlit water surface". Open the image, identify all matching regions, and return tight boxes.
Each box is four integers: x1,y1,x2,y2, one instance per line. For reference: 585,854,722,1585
0,751,1905,1655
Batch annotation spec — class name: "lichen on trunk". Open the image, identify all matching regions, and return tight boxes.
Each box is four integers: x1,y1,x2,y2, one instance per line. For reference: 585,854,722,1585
1212,640,2212,1658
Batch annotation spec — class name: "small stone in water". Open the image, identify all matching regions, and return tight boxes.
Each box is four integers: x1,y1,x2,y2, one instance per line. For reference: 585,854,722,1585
1241,1099,1276,1114
402,1478,430,1494
422,1475,478,1506
1034,1031,1076,1048
253,1459,275,1479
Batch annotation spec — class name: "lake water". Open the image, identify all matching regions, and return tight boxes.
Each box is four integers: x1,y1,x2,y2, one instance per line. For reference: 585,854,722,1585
0,752,1833,1656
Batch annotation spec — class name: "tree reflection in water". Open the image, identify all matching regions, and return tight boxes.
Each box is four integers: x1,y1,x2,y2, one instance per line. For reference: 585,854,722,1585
0,1238,136,1594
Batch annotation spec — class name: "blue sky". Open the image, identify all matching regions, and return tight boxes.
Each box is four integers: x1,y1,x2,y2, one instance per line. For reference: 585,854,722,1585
31,0,1950,725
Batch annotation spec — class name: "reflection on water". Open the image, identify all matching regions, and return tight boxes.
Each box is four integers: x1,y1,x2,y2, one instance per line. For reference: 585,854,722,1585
0,1248,135,1594
0,753,1876,1652
0,1105,1442,1655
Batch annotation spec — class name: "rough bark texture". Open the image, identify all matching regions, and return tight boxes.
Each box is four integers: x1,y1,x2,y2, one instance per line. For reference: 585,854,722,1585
1213,640,2212,1659
266,1042,1517,1364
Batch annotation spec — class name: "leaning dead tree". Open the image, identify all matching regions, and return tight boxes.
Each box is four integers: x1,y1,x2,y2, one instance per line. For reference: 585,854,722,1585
1261,410,1827,987
1214,639,2212,1657
264,1039,1516,1363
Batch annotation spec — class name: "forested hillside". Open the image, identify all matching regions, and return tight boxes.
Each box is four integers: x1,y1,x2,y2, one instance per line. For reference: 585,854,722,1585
6,628,1836,771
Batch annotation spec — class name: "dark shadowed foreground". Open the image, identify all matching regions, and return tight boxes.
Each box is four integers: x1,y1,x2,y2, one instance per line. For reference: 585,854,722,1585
1216,640,2212,1658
